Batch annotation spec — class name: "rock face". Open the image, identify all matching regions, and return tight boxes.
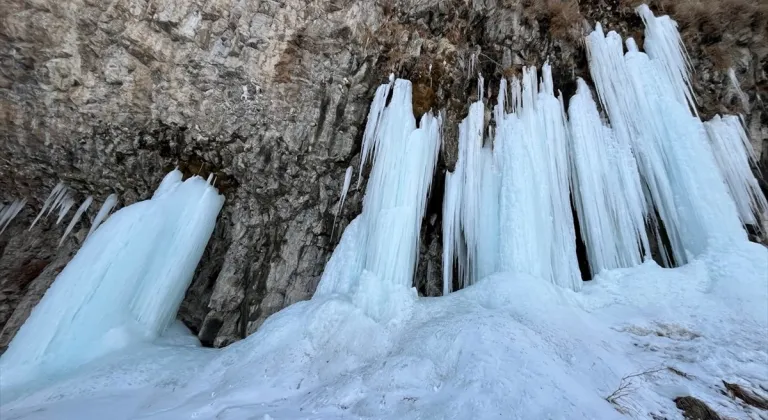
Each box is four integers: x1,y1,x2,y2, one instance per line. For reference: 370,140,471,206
1,0,766,348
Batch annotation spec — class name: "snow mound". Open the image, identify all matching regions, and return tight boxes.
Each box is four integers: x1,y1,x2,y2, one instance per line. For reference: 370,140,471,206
2,243,766,420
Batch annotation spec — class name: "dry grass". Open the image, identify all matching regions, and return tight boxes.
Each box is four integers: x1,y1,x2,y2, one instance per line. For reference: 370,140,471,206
622,0,768,42
621,0,767,72
524,0,585,44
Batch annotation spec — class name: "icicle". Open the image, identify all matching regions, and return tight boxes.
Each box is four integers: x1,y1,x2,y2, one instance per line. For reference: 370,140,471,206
331,166,354,238
56,197,75,225
567,78,651,276
319,78,441,319
587,13,745,263
59,196,93,247
441,170,462,295
87,194,118,239
727,68,750,113
357,76,394,188
636,4,698,116
29,183,65,230
493,65,581,289
0,199,26,235
1,171,224,385
705,115,767,228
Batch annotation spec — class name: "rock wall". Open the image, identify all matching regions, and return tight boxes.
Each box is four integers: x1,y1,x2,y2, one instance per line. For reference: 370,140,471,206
1,0,766,348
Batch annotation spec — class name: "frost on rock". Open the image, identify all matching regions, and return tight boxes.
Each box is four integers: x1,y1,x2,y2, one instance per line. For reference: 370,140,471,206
704,115,767,229
317,77,440,320
0,170,224,388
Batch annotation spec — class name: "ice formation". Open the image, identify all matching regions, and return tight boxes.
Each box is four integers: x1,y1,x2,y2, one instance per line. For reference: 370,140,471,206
704,115,767,228
442,77,500,292
87,194,118,239
567,79,651,276
587,21,745,265
332,166,354,238
727,68,750,112
0,170,224,386
493,65,582,290
0,199,26,235
317,77,441,320
59,196,93,246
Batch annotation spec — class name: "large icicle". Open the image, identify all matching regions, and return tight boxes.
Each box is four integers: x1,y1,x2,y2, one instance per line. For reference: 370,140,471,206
704,115,767,228
59,196,93,247
87,194,118,239
637,4,697,116
587,15,745,262
317,78,441,319
0,170,224,387
568,78,651,276
493,65,581,290
332,166,354,238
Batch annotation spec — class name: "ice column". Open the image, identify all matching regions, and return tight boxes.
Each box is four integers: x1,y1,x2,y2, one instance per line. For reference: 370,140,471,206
493,65,581,290
0,170,224,384
567,78,651,276
587,22,745,263
442,79,500,293
704,115,767,228
317,77,441,319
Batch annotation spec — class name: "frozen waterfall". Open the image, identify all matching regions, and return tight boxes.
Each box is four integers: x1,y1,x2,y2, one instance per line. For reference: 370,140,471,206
316,77,441,320
0,170,224,387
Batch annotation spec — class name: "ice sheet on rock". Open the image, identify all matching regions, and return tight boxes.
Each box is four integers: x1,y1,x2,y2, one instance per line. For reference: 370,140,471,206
704,115,767,228
0,170,224,388
568,78,651,276
87,194,118,239
727,68,750,112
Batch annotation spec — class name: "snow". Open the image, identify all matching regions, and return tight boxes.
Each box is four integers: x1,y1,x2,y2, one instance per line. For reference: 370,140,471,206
0,170,224,394
2,242,766,420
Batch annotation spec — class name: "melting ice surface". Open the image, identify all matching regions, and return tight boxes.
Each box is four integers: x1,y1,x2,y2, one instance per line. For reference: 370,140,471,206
1,5,768,420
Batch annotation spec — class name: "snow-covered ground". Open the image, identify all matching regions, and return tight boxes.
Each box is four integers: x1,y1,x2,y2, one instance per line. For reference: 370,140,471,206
2,240,765,420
